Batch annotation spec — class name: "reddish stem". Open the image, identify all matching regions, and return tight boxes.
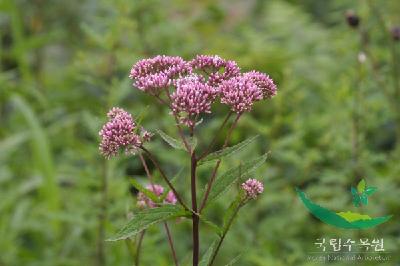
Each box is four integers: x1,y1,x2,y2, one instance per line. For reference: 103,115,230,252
164,222,179,266
141,147,190,212
190,152,199,266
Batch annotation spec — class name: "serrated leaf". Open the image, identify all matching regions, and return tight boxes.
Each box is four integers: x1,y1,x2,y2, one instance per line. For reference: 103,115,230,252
357,179,366,194
222,196,241,231
199,215,222,236
337,211,371,222
204,153,268,207
365,186,377,196
160,168,184,201
156,129,197,150
107,205,188,241
224,254,242,266
199,240,218,266
156,129,185,150
130,178,159,203
199,135,259,165
351,186,358,196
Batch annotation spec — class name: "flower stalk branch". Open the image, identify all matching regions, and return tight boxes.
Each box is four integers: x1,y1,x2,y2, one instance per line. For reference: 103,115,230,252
199,113,242,213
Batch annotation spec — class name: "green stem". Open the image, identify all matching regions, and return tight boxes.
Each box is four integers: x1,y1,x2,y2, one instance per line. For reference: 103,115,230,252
366,0,400,151
209,202,243,266
96,161,109,266
199,113,241,212
135,230,146,266
138,154,179,266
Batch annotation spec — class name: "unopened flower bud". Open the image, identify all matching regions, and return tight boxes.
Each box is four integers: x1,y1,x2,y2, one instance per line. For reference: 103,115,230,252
241,178,264,199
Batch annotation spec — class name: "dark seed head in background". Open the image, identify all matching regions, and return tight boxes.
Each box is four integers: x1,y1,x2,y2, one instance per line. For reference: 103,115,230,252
391,26,400,41
345,10,360,28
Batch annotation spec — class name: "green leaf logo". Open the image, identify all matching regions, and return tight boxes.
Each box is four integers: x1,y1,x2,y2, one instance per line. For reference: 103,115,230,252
296,178,392,229
351,179,378,207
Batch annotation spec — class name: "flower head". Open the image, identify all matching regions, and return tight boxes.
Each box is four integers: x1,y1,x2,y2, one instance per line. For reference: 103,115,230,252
99,107,150,158
241,178,264,199
219,75,263,113
137,184,177,208
165,191,177,205
190,55,240,87
171,75,217,126
244,71,277,99
130,55,190,94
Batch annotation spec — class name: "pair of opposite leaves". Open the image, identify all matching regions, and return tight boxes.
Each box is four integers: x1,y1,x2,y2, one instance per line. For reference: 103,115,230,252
351,179,377,207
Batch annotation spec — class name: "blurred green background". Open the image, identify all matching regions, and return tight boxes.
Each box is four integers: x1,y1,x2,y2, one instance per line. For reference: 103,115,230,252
0,0,399,265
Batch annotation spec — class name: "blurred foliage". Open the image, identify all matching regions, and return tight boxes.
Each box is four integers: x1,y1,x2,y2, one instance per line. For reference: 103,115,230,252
0,0,399,265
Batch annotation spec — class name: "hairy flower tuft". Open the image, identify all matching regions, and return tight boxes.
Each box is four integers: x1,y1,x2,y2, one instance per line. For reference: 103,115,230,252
130,55,190,94
244,71,277,99
219,75,263,113
241,178,264,199
99,107,150,158
171,75,217,126
137,184,177,208
190,55,240,87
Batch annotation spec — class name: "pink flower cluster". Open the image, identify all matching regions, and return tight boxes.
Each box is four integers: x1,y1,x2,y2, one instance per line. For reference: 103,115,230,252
171,75,217,126
219,71,277,113
189,55,240,87
219,75,263,113
99,107,151,158
244,71,277,99
129,55,190,94
137,184,177,208
241,178,264,199
130,55,277,124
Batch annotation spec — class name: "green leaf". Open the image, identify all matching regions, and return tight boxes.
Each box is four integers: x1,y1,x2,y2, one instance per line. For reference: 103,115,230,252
222,196,242,231
129,178,159,203
199,240,218,266
156,129,185,150
107,205,189,241
225,254,242,266
135,106,150,127
12,96,60,213
365,186,377,196
199,135,259,165
357,179,366,194
204,153,268,207
199,215,222,236
352,194,361,207
336,211,371,222
160,168,184,201
360,194,368,205
297,188,392,229
156,129,196,150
